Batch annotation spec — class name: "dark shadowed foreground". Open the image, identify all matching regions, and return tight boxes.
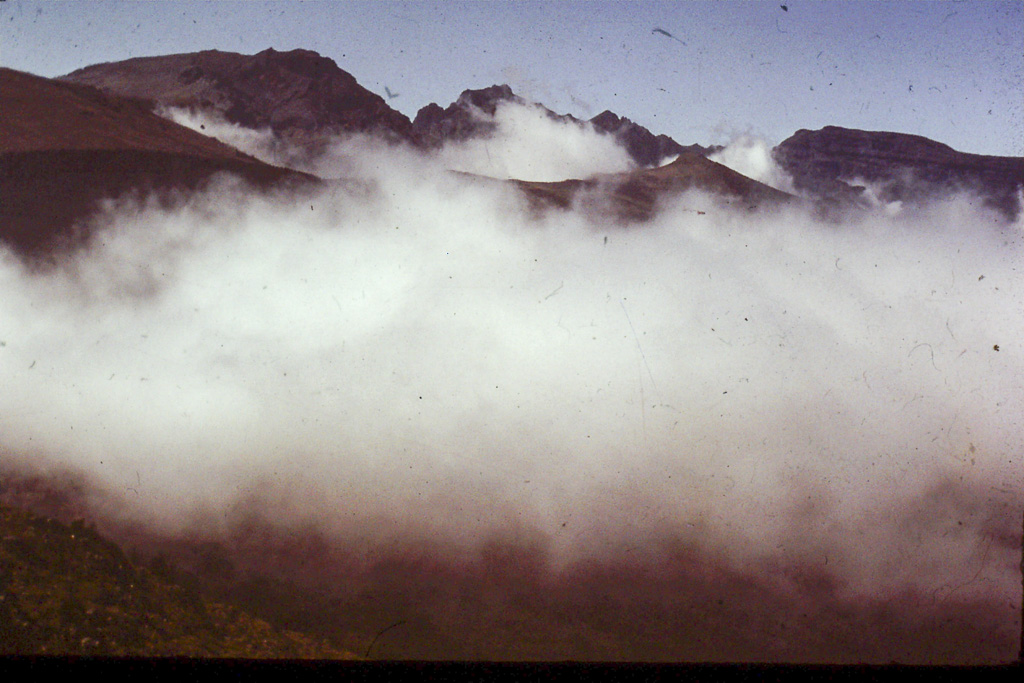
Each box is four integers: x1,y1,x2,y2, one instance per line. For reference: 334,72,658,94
1,471,1018,663
0,499,354,658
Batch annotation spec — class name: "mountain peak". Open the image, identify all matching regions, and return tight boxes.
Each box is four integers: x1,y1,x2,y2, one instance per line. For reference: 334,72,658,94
413,84,525,147
590,110,624,128
589,110,709,167
454,84,519,113
412,87,706,167
250,47,342,79
60,48,414,144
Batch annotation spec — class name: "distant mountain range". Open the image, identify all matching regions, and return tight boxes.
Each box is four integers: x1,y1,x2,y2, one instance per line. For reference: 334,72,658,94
61,48,711,168
2,47,1021,256
58,49,1020,216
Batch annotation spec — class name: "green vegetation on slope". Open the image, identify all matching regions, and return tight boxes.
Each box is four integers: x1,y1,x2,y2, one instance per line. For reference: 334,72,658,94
0,503,356,658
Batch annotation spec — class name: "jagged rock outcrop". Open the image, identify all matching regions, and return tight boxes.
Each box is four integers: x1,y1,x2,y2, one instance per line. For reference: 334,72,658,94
411,84,520,147
411,83,583,148
413,83,709,168
589,110,711,167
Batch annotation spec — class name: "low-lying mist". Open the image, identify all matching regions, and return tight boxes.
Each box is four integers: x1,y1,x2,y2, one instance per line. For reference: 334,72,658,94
708,135,797,193
162,98,638,181
1,123,1021,661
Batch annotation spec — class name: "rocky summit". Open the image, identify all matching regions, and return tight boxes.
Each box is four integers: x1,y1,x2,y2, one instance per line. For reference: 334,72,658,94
61,48,415,145
413,82,710,168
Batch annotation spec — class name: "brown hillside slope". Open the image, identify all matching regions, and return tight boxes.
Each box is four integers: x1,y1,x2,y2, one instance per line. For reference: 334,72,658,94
0,67,316,257
512,152,795,221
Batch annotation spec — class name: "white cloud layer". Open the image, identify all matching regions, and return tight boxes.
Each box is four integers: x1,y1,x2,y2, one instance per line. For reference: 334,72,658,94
1,139,1021,612
161,101,636,182
429,100,636,181
709,135,796,193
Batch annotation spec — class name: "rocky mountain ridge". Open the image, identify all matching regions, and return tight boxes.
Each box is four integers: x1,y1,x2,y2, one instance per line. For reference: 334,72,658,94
62,48,709,169
1,47,1018,260
410,82,709,167
512,151,793,221
775,126,1024,217
58,47,1022,220
61,48,415,147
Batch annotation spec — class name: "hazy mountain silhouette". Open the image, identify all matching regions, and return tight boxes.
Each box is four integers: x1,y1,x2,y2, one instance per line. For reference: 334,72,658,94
56,48,1020,221
5,48,1022,260
64,48,712,168
774,126,1024,219
510,152,794,221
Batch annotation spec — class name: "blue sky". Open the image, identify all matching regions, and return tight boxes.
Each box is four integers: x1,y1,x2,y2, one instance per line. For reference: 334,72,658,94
1,0,1021,155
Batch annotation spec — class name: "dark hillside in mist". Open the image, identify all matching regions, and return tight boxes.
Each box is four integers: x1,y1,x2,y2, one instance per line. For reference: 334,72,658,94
0,500,356,657
0,67,315,256
775,126,1024,219
512,151,794,221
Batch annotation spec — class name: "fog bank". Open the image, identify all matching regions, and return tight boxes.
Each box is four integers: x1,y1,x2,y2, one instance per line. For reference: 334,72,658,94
1,134,1021,660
